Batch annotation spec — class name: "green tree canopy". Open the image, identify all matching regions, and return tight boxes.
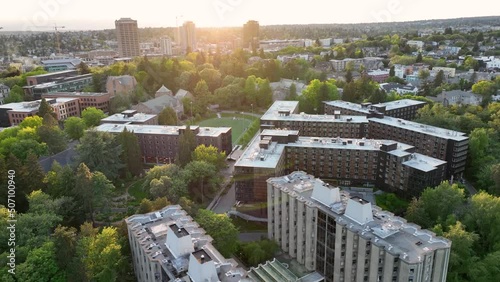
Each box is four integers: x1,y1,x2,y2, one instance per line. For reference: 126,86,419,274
81,107,106,128
64,117,86,140
195,209,239,257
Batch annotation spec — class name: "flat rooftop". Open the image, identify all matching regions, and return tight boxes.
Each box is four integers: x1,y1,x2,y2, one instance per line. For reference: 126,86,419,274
268,172,451,264
46,92,109,97
95,123,230,137
27,70,76,78
0,98,76,111
262,101,368,123
324,99,426,113
236,131,444,172
369,116,468,141
126,205,245,281
101,113,156,123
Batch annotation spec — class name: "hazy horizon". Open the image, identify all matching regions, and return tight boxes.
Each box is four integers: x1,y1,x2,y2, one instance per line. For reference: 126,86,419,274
1,0,499,31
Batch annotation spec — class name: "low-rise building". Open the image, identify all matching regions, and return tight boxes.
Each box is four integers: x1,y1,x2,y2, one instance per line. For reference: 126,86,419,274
0,84,10,105
0,98,80,126
43,92,111,113
106,75,137,96
25,70,79,86
95,124,231,163
24,74,93,100
126,205,247,282
268,171,451,282
380,83,419,95
430,90,483,106
41,58,82,72
367,70,390,82
133,85,184,116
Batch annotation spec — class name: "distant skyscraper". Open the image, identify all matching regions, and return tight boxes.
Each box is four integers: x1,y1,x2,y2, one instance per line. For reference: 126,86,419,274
180,21,196,53
243,20,260,49
115,18,140,57
160,37,173,56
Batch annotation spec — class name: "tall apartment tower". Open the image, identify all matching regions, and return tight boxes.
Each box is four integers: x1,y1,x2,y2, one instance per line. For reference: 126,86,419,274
115,18,140,57
243,20,260,49
160,37,172,56
180,21,196,53
268,171,451,282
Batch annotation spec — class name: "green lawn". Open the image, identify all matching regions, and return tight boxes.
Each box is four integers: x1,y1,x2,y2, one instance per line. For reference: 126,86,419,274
198,116,253,144
128,180,147,204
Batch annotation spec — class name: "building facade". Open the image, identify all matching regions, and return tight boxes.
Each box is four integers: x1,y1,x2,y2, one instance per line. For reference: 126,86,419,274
0,98,80,126
180,21,196,53
160,37,173,56
96,124,232,164
43,92,111,113
268,171,451,282
126,205,246,282
24,74,93,100
243,20,260,49
235,130,446,204
25,70,79,86
106,75,137,96
0,84,10,105
115,18,140,57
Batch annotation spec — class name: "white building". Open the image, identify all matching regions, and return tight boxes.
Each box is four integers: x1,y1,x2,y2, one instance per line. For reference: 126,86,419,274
486,58,500,69
126,205,247,282
160,37,173,56
407,41,425,51
268,171,452,282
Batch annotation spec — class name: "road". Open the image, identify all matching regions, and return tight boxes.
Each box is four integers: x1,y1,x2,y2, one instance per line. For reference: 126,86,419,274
212,183,236,214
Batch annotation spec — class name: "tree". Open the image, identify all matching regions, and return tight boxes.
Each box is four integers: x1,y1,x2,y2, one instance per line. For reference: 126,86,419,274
77,62,91,74
38,122,68,154
19,115,43,129
195,209,239,257
464,56,479,71
74,163,93,222
433,70,445,88
345,69,353,83
81,107,106,128
158,107,178,125
192,145,226,170
405,182,465,229
443,221,479,282
117,128,143,177
64,117,86,140
472,80,496,97
470,251,500,282
416,53,423,63
16,241,66,282
184,161,218,204
193,79,211,97
37,98,54,118
389,66,395,77
76,130,124,180
52,225,78,271
76,226,123,282
286,83,297,100
299,79,339,113
176,126,197,167
4,85,23,103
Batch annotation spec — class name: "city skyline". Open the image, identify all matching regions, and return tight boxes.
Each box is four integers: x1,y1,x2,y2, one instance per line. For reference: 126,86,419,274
1,0,499,31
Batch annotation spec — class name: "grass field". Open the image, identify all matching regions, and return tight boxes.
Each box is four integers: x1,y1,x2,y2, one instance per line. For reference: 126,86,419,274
198,116,253,144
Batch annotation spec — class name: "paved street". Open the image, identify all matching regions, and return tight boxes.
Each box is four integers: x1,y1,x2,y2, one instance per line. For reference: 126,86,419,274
212,183,236,214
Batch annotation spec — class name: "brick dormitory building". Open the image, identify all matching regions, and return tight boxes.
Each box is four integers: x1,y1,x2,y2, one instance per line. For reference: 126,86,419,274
96,123,231,164
236,100,468,204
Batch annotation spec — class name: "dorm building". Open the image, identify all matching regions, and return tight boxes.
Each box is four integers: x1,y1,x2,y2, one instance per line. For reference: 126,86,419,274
267,171,451,282
96,124,231,164
261,101,468,179
234,130,446,203
324,100,427,121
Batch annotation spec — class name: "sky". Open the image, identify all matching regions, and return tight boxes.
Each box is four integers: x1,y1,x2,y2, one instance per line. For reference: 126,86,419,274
1,0,499,31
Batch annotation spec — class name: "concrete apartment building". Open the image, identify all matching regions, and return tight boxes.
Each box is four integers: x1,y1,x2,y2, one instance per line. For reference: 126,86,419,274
0,98,80,126
115,18,140,57
125,205,247,282
324,100,427,121
267,171,451,282
179,21,196,53
24,74,93,100
96,124,231,164
43,92,111,113
235,130,446,204
260,100,369,138
101,110,158,125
